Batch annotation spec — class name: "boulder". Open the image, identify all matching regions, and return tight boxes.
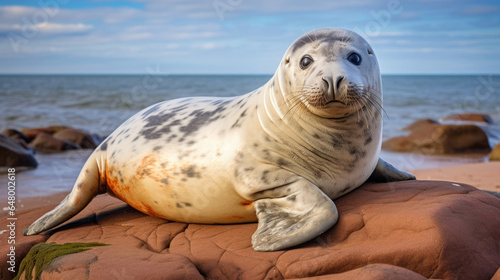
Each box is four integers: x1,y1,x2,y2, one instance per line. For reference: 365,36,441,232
403,119,439,131
1,129,30,149
0,135,38,169
20,126,69,142
490,142,500,161
1,181,499,280
29,132,79,153
442,113,494,124
53,128,97,149
383,124,491,154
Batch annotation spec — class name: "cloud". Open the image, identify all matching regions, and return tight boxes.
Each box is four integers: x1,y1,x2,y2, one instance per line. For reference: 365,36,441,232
0,0,499,74
461,5,500,15
0,22,93,38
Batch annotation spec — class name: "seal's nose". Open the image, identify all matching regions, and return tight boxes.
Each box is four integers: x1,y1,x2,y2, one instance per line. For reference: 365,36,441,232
322,76,344,101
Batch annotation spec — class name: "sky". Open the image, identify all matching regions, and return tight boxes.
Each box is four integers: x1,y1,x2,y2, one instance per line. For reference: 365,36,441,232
0,0,499,75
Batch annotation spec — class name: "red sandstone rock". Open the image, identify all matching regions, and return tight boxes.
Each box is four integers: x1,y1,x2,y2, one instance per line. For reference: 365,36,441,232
403,119,439,131
490,142,500,161
53,128,97,149
443,113,494,124
21,126,70,142
1,181,499,280
383,124,491,154
29,132,79,153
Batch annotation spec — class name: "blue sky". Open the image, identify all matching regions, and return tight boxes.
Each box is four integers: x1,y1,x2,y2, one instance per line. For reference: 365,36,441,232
0,0,499,74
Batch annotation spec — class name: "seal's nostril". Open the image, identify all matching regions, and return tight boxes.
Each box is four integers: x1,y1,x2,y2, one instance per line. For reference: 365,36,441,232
336,76,344,91
322,77,334,99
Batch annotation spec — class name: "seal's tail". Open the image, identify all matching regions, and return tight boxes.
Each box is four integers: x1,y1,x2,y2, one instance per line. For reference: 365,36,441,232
24,151,106,236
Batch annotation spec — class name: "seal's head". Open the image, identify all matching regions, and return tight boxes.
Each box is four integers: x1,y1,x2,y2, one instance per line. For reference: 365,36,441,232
278,28,382,119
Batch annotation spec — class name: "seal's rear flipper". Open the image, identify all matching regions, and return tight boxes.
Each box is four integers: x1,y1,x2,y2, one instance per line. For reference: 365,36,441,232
251,179,338,251
24,152,105,236
368,157,416,183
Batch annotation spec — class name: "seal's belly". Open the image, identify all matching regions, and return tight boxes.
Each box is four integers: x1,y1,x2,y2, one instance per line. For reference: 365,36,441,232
102,97,258,223
105,151,257,223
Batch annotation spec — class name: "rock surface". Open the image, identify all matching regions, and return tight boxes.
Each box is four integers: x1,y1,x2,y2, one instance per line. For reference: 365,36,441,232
442,113,494,124
403,119,439,131
0,135,38,169
1,129,31,149
490,142,500,161
383,124,491,154
1,181,500,280
29,132,79,153
12,126,99,153
21,126,70,142
52,128,98,149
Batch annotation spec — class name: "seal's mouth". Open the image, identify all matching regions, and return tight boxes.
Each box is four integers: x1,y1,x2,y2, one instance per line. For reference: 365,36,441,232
325,100,346,106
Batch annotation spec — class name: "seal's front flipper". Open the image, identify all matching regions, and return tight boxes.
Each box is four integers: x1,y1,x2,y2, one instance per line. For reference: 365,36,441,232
368,158,416,182
251,179,338,251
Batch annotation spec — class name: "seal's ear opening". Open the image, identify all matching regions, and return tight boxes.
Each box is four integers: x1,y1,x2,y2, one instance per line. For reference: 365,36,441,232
285,56,290,64
367,49,373,55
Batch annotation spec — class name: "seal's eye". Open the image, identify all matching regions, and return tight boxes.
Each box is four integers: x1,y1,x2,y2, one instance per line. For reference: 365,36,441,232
300,55,313,70
347,52,362,65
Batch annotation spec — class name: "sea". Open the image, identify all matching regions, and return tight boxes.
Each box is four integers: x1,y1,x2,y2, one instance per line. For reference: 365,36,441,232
1,74,500,199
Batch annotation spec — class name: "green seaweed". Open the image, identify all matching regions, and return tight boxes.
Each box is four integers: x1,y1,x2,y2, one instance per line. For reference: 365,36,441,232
14,242,108,280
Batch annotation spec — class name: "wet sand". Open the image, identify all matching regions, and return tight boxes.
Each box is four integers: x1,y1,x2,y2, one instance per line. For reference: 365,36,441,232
411,161,500,193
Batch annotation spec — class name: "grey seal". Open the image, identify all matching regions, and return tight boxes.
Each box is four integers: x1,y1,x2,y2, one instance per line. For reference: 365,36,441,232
24,28,415,251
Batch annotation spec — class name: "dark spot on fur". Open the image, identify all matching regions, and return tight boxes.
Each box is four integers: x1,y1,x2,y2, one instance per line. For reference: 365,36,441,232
364,135,373,145
181,165,201,178
287,195,296,201
183,202,192,207
237,152,244,159
160,162,168,168
140,114,180,140
276,158,287,167
261,170,270,184
161,178,169,185
141,103,162,118
187,140,196,145
154,200,159,204
340,185,353,194
179,105,227,138
100,141,108,151
231,109,247,129
77,183,83,189
167,134,177,142
153,146,163,152
176,203,183,208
